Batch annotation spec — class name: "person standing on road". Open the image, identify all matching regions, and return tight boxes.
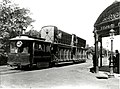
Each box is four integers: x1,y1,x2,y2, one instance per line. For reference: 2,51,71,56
115,50,119,73
108,54,116,68
91,51,96,73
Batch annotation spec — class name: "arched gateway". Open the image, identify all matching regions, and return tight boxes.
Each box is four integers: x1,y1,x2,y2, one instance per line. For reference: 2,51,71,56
93,1,120,73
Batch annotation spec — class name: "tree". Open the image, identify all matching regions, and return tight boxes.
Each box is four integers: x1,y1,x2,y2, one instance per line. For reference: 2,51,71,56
25,29,41,38
0,0,34,52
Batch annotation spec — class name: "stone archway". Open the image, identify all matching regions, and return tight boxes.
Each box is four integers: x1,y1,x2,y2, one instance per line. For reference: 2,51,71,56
93,1,120,73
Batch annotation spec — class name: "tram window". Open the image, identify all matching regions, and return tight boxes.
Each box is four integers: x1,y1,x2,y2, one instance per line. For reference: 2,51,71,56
18,42,28,53
34,43,45,52
10,42,18,53
42,44,45,52
35,43,39,49
46,45,50,52
22,47,28,53
10,41,29,53
38,44,42,50
18,47,23,53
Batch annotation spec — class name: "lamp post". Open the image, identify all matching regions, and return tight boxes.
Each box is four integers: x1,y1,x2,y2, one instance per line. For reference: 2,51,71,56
106,40,109,58
109,29,115,78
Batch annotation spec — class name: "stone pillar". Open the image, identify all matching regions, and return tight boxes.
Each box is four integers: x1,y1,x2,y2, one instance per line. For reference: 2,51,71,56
100,37,102,67
94,29,99,73
118,54,120,74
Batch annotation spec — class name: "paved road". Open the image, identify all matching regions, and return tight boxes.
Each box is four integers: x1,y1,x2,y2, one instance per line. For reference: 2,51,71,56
0,59,119,89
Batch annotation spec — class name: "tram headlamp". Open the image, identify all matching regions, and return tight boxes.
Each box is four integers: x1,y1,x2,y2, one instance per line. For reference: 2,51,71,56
16,41,23,47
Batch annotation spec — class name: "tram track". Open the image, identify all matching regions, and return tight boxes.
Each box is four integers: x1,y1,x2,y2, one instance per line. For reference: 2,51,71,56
0,66,50,75
0,61,86,75
0,67,23,75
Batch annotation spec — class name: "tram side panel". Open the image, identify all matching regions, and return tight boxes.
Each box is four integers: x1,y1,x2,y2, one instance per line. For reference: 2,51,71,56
54,29,72,45
50,36,87,63
51,44,73,64
72,36,87,63
51,44,86,64
76,36,87,62
77,36,86,48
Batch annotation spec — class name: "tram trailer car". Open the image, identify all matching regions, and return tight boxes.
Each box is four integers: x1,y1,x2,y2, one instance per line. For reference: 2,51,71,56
41,25,87,65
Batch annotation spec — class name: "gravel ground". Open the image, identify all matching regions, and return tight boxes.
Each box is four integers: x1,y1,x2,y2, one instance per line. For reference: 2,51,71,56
0,58,120,89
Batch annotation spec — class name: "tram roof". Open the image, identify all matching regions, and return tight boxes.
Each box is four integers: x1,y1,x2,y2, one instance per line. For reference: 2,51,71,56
10,35,45,42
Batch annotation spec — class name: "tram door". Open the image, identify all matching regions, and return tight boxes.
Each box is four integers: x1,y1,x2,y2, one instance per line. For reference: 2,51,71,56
33,41,51,68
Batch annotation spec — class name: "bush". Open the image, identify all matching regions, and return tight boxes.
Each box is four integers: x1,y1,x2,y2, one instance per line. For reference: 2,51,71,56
0,53,8,65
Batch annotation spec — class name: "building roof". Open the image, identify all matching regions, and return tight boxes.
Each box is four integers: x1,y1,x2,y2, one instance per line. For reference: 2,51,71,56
94,1,120,26
94,1,120,37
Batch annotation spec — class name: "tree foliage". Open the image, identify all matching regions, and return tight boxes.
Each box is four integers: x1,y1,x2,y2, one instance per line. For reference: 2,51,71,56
0,0,34,37
0,0,34,52
25,29,41,38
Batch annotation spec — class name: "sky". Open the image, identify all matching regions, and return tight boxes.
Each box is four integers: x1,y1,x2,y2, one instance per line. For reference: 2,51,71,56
1,0,120,51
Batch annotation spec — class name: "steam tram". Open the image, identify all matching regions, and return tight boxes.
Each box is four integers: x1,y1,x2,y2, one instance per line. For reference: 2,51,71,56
7,26,87,68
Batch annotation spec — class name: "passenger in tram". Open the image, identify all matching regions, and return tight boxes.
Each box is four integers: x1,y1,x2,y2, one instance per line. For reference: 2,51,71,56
22,47,28,53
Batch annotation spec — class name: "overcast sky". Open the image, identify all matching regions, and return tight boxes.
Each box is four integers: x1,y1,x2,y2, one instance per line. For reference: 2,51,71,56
2,0,120,51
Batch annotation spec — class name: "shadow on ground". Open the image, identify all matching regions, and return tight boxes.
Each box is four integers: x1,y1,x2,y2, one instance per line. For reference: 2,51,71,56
89,66,118,73
99,66,118,73
99,66,110,72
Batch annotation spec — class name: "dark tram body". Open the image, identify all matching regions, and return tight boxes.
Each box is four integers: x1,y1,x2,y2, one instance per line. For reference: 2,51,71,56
8,36,51,68
8,26,87,68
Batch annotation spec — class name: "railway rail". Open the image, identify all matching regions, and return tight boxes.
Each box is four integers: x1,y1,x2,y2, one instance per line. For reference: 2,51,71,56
0,66,23,75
